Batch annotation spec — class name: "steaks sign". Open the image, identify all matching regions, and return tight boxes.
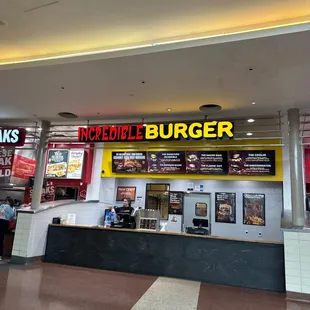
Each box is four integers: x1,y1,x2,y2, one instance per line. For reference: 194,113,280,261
0,128,26,147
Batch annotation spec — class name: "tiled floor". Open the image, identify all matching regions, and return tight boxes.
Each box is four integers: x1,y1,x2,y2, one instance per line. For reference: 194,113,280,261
0,262,308,310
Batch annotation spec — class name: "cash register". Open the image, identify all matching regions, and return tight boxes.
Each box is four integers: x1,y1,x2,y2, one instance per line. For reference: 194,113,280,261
186,218,209,235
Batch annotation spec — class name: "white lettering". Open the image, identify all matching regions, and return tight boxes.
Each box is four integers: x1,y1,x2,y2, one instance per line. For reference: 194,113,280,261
10,129,19,143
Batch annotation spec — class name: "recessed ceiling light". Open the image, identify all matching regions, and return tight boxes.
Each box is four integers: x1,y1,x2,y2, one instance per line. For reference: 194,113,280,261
246,132,253,136
58,112,78,119
38,127,42,131
166,108,172,112
143,124,147,127
26,127,31,131
247,119,255,123
252,101,256,105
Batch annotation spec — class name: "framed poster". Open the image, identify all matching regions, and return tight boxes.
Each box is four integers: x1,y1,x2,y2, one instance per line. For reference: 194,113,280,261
45,150,69,178
168,191,183,215
66,150,85,179
215,192,236,223
243,193,266,226
116,186,136,201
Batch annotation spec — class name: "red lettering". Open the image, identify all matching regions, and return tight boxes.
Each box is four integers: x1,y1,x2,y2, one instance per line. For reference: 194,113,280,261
88,127,96,141
136,125,144,140
78,127,88,142
128,126,136,140
121,126,129,140
102,126,109,140
117,126,121,141
95,127,101,141
109,126,117,141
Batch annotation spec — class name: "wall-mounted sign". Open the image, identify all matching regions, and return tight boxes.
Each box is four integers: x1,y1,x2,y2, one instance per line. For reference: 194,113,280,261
185,151,228,174
45,149,84,179
0,149,13,180
228,150,275,176
78,121,234,143
147,151,186,173
0,128,26,147
243,193,266,226
112,152,147,173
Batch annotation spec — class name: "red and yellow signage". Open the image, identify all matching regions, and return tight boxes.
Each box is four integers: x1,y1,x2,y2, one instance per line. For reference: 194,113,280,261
78,121,234,143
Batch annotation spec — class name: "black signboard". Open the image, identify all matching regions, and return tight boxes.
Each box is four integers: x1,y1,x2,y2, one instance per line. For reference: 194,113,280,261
243,193,266,226
147,151,186,174
45,150,69,178
112,152,147,173
168,191,184,215
215,192,236,224
228,150,275,176
185,151,228,174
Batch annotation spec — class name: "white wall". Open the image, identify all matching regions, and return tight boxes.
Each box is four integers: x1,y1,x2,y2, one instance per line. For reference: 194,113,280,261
114,178,283,241
12,201,106,258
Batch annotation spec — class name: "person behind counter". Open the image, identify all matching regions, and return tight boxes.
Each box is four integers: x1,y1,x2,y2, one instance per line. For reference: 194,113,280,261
0,201,14,260
115,198,134,215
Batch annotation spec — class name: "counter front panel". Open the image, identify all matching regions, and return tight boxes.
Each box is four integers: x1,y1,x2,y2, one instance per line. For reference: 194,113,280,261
45,225,285,292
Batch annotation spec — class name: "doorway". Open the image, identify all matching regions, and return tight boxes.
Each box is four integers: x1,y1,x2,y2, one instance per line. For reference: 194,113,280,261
183,193,211,233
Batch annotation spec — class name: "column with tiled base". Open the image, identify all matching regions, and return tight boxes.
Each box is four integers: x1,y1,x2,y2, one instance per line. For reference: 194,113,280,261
284,231,310,302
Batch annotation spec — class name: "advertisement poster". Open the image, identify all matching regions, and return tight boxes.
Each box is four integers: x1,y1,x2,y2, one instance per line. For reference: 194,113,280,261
112,152,147,173
168,191,183,215
243,193,266,226
116,186,136,201
185,151,228,174
0,149,14,184
228,150,276,176
215,192,236,223
147,151,186,173
45,150,69,178
66,150,84,179
11,149,36,186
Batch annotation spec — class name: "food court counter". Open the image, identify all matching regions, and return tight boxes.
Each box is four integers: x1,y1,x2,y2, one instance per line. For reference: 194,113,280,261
45,224,285,292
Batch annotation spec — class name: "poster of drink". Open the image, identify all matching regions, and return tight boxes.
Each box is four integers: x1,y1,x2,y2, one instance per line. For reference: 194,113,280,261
185,151,228,174
112,152,147,173
0,149,14,184
243,193,266,226
215,192,236,223
228,150,275,176
66,150,84,179
45,150,69,178
147,151,186,173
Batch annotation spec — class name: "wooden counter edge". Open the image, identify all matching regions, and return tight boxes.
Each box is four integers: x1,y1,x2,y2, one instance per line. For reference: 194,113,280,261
49,224,284,245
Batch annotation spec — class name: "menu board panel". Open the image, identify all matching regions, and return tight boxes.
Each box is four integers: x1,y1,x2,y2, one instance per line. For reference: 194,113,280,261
147,152,185,173
168,191,183,215
243,193,266,226
215,192,236,224
185,151,228,174
112,152,147,173
46,150,69,178
228,150,275,176
66,150,85,179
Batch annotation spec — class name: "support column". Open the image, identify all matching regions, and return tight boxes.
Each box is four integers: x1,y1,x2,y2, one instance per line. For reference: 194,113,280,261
288,108,305,227
31,121,50,210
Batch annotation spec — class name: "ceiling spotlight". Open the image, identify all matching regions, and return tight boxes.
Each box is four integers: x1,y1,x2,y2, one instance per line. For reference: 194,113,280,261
252,101,256,105
166,108,172,112
26,127,31,131
143,124,147,127
246,132,253,136
38,127,42,131
247,119,255,123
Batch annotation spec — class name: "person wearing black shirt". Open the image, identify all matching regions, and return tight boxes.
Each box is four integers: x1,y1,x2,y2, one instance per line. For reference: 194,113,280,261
116,198,134,215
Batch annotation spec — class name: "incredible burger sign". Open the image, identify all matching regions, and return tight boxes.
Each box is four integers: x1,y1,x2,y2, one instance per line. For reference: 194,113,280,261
0,128,26,147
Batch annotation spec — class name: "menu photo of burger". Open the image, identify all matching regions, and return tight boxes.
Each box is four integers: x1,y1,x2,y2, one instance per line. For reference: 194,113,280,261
228,152,244,175
185,152,200,173
215,192,236,224
243,193,266,226
147,153,159,173
112,152,147,173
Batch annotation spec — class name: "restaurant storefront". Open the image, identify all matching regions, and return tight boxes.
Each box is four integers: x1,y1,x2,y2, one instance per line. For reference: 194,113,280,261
44,121,286,292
